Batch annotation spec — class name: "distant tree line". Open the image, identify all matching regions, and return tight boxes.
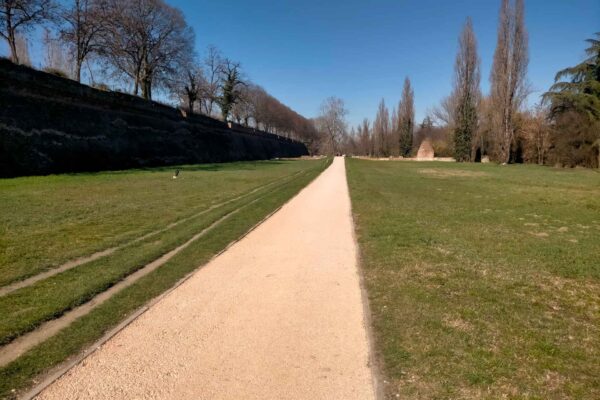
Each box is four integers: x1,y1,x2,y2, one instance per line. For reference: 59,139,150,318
0,0,320,145
433,0,599,167
324,77,416,158
2,0,598,164
339,0,599,167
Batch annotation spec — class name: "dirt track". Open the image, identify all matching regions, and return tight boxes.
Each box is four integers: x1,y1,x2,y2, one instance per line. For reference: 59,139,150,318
37,157,377,400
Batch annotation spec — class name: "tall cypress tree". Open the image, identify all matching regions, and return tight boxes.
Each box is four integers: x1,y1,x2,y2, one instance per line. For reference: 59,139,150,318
398,77,415,157
454,94,478,161
453,18,481,162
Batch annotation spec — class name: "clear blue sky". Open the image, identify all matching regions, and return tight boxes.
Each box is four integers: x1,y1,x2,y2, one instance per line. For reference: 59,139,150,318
169,0,598,127
3,0,598,127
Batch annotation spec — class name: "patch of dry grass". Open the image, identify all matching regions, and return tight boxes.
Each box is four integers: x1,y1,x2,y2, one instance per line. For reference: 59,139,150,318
418,168,489,178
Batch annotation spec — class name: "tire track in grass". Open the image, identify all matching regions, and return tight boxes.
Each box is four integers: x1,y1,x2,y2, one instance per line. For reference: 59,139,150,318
0,171,304,297
0,184,277,367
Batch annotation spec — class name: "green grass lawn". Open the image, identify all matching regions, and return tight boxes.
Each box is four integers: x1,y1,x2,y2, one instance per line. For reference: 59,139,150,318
0,160,317,287
0,158,330,399
346,158,600,400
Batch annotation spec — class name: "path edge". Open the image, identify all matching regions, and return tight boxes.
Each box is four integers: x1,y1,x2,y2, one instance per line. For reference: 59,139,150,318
19,160,331,400
344,157,387,400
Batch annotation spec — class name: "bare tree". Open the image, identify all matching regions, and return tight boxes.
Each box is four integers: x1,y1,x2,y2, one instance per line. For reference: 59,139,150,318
58,0,107,82
100,0,194,100
373,98,390,157
184,66,203,114
243,83,318,143
1,0,54,64
317,97,348,155
489,0,529,163
452,17,481,161
13,31,30,65
431,94,458,128
200,45,224,117
247,84,270,129
340,126,359,155
390,105,398,154
43,28,71,75
169,60,204,114
231,83,254,126
358,118,371,156
398,77,415,157
519,105,551,165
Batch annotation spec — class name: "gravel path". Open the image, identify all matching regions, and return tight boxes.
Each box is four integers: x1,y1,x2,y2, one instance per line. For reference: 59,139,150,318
37,157,377,400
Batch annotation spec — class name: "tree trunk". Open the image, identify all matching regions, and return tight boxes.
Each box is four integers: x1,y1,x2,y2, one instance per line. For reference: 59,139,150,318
141,78,152,100
75,61,82,83
595,140,600,169
8,29,19,64
470,140,477,162
503,102,512,163
133,62,142,96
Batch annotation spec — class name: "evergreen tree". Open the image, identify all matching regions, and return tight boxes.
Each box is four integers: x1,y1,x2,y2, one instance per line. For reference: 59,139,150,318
452,18,481,162
218,60,244,121
454,98,478,161
544,32,600,121
398,77,415,157
544,33,600,168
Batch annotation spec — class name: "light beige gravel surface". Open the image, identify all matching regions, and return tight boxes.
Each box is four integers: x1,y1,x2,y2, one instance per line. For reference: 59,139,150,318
36,157,377,400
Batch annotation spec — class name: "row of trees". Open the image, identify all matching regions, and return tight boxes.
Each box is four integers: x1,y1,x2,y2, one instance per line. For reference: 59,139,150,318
432,0,598,167
404,0,529,164
230,83,320,144
335,0,527,161
3,1,598,163
335,78,416,158
1,0,318,144
1,0,194,96
341,0,598,167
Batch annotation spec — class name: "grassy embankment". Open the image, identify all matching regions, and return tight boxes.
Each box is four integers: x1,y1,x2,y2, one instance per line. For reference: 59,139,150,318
346,158,599,399
0,158,330,398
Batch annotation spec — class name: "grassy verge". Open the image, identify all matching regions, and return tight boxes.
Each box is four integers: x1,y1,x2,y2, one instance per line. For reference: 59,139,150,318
0,157,330,399
0,160,316,286
346,158,599,399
